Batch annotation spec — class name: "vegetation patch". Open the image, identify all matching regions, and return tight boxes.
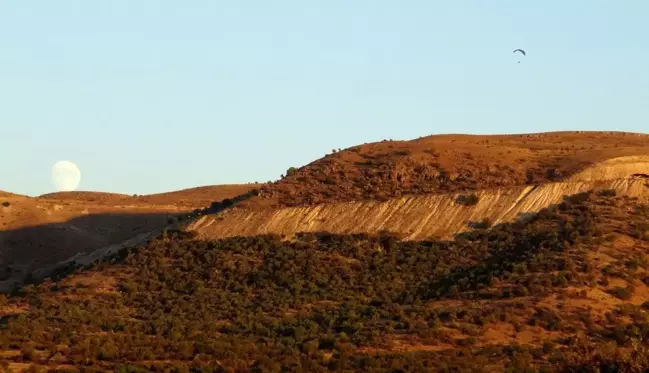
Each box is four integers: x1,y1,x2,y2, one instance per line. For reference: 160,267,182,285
3,192,649,371
597,188,617,197
455,193,480,206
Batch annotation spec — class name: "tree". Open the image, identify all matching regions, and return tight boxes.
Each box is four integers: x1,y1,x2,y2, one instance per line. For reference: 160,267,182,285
286,167,298,177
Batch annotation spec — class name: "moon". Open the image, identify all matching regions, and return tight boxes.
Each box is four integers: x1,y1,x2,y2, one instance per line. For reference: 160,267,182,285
52,161,81,192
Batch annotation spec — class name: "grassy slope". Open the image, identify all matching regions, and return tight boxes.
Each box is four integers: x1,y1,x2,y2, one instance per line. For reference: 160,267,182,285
249,131,649,208
3,191,649,372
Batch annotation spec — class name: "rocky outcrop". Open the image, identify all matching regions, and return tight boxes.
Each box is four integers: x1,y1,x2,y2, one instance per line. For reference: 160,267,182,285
568,156,649,181
189,178,649,241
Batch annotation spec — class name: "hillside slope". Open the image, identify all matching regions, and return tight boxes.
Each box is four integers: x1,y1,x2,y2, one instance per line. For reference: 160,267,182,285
0,191,27,199
14,132,649,293
3,192,649,372
0,184,255,292
249,131,649,208
38,184,255,209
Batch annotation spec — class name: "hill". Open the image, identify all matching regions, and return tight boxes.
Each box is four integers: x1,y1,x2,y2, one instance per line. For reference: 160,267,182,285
3,191,649,372
0,191,27,199
0,184,256,293
6,131,649,294
38,184,256,209
249,131,649,208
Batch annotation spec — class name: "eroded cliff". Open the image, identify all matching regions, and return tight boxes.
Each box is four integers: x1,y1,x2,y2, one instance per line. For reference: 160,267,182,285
189,177,649,241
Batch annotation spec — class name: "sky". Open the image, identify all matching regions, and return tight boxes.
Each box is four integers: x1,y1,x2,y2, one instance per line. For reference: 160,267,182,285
1,1,648,196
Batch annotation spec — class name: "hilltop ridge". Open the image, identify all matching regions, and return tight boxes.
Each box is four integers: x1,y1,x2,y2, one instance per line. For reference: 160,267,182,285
249,131,649,208
37,184,256,209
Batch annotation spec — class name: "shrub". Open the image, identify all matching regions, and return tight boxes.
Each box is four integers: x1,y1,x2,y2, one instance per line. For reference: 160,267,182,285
608,286,634,300
286,167,298,177
529,308,563,331
597,189,617,197
1,201,9,207
526,169,535,184
455,193,480,206
468,218,491,229
20,346,36,361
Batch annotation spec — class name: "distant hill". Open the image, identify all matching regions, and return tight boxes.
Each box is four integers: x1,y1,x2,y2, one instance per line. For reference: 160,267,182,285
250,131,649,208
38,184,256,209
3,191,649,372
0,191,27,199
1,184,256,292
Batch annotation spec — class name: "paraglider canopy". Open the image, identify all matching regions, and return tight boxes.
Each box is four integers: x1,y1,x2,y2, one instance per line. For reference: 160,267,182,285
513,49,526,63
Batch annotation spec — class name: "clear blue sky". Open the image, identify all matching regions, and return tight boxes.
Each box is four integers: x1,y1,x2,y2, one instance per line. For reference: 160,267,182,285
1,1,648,196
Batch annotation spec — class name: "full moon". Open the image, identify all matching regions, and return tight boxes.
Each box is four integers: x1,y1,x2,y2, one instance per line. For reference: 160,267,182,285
52,160,81,192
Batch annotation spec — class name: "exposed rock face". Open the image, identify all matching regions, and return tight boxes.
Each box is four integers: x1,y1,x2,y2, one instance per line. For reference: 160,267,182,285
189,178,649,241
568,156,649,181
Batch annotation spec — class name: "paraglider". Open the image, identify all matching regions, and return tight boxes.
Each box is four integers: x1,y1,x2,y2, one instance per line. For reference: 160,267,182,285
513,49,526,63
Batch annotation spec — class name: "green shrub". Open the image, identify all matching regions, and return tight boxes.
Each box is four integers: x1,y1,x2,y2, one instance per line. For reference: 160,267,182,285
608,286,634,300
20,346,36,362
597,189,617,197
286,167,298,177
456,193,480,206
468,218,491,229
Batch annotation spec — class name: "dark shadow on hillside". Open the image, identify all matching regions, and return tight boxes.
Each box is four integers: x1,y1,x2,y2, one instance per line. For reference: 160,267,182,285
0,211,182,288
0,189,258,293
